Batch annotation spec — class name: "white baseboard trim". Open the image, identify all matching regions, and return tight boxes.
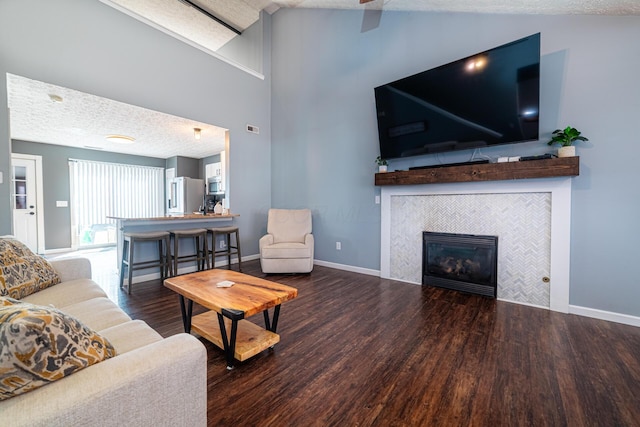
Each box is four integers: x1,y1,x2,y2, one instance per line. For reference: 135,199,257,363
497,298,549,311
123,255,259,286
569,305,640,328
313,259,380,277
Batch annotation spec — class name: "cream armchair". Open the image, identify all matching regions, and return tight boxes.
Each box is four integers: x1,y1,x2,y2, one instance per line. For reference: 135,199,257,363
259,208,314,273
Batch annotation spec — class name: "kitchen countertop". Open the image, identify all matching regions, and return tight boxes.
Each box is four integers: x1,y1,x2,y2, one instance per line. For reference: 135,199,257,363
108,213,239,221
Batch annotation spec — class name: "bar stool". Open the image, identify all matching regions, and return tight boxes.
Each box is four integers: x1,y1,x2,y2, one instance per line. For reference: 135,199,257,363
120,231,172,294
170,228,209,276
208,226,241,271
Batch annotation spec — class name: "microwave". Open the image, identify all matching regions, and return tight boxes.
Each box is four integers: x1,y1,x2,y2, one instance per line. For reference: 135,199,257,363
208,176,223,194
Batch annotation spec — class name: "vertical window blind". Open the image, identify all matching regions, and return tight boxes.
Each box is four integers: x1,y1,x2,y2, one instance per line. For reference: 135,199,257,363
69,159,164,247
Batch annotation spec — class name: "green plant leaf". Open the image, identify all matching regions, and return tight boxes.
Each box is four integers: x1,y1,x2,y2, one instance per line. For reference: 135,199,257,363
546,125,589,146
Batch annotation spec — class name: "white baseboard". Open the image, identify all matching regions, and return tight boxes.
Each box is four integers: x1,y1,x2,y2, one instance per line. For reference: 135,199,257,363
239,254,260,262
569,305,640,328
313,259,380,277
497,298,549,311
123,255,258,286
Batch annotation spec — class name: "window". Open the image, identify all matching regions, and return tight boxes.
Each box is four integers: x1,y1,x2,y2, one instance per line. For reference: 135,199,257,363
69,159,164,247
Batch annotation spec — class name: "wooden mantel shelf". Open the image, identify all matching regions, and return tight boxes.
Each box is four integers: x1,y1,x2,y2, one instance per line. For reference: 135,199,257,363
375,156,579,186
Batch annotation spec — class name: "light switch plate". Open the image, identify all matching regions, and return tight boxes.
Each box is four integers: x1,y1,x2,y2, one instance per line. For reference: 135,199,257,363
0,171,3,184
56,200,68,207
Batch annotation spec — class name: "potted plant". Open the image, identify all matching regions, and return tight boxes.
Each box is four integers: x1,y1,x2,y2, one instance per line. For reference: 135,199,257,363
375,156,388,173
547,126,589,157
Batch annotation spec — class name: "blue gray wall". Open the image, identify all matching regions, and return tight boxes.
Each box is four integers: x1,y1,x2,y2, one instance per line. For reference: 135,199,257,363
270,9,640,316
0,0,272,257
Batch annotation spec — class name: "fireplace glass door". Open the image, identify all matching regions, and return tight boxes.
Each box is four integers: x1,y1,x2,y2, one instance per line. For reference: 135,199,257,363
423,232,498,297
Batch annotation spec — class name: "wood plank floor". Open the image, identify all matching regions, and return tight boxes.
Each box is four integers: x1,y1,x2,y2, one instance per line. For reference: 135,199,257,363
117,260,640,426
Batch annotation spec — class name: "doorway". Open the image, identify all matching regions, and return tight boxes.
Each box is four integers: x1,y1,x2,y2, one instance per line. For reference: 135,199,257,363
11,153,45,253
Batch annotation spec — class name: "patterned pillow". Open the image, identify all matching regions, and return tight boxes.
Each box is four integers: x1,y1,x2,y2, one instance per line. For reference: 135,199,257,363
0,237,61,299
0,297,117,400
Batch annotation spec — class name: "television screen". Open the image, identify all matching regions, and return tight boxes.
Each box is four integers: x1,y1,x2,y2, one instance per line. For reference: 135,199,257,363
375,33,540,159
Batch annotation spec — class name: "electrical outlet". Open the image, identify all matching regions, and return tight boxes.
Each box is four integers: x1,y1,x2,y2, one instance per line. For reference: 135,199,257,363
336,242,341,250
375,195,380,204
219,240,227,249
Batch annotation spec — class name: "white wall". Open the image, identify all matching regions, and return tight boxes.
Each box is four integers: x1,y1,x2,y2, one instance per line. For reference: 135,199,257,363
270,9,640,317
0,0,272,256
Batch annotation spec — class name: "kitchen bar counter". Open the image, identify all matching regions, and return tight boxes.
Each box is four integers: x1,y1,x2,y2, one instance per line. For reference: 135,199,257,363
109,213,239,281
108,213,238,226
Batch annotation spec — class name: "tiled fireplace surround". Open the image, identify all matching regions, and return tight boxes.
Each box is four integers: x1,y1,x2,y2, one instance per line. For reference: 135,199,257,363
380,177,572,313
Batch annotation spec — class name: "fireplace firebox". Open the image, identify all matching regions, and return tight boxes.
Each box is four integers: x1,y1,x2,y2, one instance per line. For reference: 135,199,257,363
422,232,498,297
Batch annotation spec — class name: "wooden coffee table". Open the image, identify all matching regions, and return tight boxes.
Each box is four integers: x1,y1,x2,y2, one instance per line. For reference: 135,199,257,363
164,269,298,369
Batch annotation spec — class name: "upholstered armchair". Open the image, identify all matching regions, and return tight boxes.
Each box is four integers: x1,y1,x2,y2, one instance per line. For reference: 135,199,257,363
259,208,314,273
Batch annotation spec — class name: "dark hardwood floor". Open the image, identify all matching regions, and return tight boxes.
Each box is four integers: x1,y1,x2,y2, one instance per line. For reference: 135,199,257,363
117,260,640,426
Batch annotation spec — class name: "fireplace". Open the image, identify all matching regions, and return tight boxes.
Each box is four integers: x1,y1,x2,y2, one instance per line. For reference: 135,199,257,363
422,232,498,297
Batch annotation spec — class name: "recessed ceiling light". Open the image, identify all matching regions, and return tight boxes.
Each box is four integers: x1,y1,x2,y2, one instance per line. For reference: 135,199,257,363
49,94,63,103
105,134,136,144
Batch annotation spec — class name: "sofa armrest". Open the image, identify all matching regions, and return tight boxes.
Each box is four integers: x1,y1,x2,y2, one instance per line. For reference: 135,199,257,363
49,257,92,282
304,233,314,247
259,234,274,251
305,234,314,259
1,334,207,427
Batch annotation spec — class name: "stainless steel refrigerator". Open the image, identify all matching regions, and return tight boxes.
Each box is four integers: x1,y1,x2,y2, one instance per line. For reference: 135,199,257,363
167,177,204,215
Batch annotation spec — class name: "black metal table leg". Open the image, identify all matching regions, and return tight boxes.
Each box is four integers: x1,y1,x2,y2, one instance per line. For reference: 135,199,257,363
179,295,193,333
218,308,244,370
263,305,282,333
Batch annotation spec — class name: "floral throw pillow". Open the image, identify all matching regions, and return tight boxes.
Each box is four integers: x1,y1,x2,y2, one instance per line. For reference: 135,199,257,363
0,297,117,400
0,237,61,299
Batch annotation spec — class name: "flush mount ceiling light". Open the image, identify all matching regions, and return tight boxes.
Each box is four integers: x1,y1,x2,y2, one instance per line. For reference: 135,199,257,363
105,134,135,144
194,128,202,140
49,94,63,103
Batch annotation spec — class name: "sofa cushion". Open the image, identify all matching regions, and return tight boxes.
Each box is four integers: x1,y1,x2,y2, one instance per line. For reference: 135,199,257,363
99,320,163,354
261,242,312,259
61,298,132,332
0,238,60,299
22,279,107,309
0,297,116,401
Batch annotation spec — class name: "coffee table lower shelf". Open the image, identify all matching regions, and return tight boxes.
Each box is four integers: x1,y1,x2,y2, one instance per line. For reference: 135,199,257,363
190,311,280,362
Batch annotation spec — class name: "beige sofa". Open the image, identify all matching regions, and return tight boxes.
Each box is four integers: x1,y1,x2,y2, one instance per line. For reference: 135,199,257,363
0,257,207,427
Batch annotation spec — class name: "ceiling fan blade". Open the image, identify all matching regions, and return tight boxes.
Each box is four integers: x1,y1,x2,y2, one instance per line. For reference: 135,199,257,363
360,0,383,32
361,8,382,32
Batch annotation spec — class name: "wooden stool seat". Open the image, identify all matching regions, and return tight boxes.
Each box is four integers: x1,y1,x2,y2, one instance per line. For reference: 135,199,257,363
208,226,241,271
170,228,209,276
120,231,172,294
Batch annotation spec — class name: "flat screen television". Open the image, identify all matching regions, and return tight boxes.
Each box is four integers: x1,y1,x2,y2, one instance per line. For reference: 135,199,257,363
375,33,540,160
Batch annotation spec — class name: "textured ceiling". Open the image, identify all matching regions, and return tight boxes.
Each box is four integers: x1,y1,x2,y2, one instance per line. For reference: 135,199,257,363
103,0,261,52
7,74,227,160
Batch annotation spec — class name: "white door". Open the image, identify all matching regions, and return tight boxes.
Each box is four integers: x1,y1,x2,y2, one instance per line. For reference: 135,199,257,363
11,155,45,253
